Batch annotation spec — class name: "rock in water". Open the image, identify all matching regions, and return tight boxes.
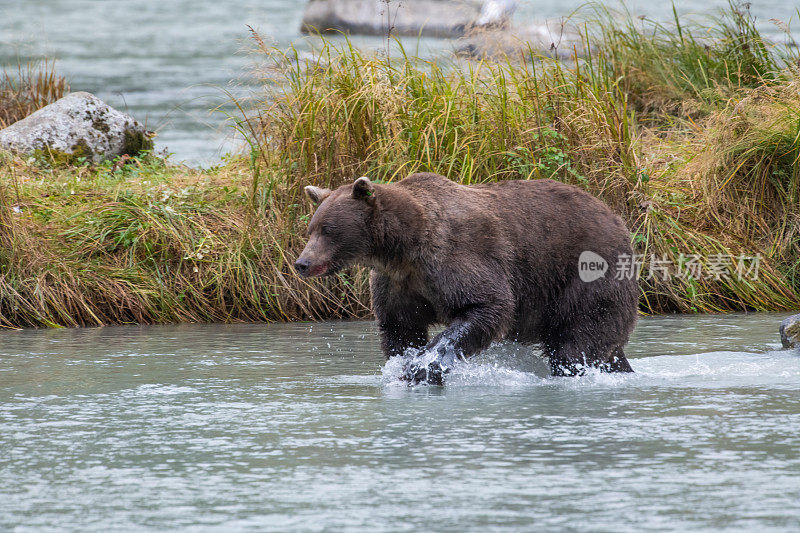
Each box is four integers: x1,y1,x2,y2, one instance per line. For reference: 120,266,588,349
300,0,516,38
0,92,152,162
780,313,800,349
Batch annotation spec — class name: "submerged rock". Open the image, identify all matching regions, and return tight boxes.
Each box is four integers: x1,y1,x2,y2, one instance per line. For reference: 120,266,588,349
456,19,584,60
300,0,517,38
0,91,152,163
780,313,800,349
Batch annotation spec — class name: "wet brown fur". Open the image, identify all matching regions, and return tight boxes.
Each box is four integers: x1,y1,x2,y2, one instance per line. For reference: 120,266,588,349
297,173,638,376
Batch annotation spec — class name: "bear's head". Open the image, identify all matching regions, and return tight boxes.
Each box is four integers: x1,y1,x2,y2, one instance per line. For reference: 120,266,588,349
294,176,376,277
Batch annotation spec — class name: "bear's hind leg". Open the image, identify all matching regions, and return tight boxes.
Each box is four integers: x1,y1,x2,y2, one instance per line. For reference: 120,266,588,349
543,276,637,376
545,341,591,377
545,341,633,376
602,346,634,373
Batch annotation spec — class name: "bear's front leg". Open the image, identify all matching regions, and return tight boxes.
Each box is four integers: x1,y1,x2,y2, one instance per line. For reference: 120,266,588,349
402,334,459,385
370,271,435,360
403,302,511,385
379,321,428,359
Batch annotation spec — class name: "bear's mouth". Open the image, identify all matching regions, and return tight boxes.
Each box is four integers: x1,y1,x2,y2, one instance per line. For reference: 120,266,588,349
318,261,347,277
302,259,346,278
308,262,330,277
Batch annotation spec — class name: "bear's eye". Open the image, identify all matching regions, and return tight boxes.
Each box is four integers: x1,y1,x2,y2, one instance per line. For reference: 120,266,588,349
319,224,332,236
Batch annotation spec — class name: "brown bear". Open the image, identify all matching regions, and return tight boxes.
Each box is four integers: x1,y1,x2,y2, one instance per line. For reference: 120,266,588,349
295,173,638,384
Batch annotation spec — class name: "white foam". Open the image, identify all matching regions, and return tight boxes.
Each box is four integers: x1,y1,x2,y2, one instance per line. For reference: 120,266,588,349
378,345,800,390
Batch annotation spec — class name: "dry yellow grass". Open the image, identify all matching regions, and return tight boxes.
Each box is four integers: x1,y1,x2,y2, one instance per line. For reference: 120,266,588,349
0,60,68,129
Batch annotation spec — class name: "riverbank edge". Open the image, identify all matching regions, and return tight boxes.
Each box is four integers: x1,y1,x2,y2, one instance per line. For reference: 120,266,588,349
0,138,797,330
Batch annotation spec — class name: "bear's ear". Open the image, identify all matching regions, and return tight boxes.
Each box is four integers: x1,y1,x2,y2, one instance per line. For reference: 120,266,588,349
351,176,375,201
304,185,332,206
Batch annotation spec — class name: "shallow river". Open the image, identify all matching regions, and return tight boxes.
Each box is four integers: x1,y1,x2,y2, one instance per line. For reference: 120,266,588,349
2,313,800,531
1,0,797,164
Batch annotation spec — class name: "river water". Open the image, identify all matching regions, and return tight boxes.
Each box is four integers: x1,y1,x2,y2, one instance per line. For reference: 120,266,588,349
1,0,797,164
2,313,800,531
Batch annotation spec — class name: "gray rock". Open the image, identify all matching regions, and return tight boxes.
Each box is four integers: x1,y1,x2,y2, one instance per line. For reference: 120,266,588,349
780,313,800,349
456,19,585,60
300,0,517,38
0,92,152,162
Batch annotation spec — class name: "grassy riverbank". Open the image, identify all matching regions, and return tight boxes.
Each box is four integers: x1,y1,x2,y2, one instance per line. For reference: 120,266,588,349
2,3,800,328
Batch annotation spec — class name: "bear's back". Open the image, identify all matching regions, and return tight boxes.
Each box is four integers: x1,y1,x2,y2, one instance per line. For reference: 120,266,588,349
393,173,633,285
395,174,628,247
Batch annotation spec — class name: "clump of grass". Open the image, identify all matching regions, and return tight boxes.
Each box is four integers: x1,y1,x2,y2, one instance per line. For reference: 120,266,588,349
593,1,797,121
0,60,69,129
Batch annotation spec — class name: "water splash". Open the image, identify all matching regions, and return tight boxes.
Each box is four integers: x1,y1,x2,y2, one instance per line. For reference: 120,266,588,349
380,342,800,389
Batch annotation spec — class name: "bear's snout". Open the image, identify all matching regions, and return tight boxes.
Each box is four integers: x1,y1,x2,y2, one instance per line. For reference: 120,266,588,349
294,252,330,277
294,258,311,277
296,234,334,277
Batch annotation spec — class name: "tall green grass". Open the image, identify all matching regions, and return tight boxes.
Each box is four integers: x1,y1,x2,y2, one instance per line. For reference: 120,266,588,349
595,2,797,117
